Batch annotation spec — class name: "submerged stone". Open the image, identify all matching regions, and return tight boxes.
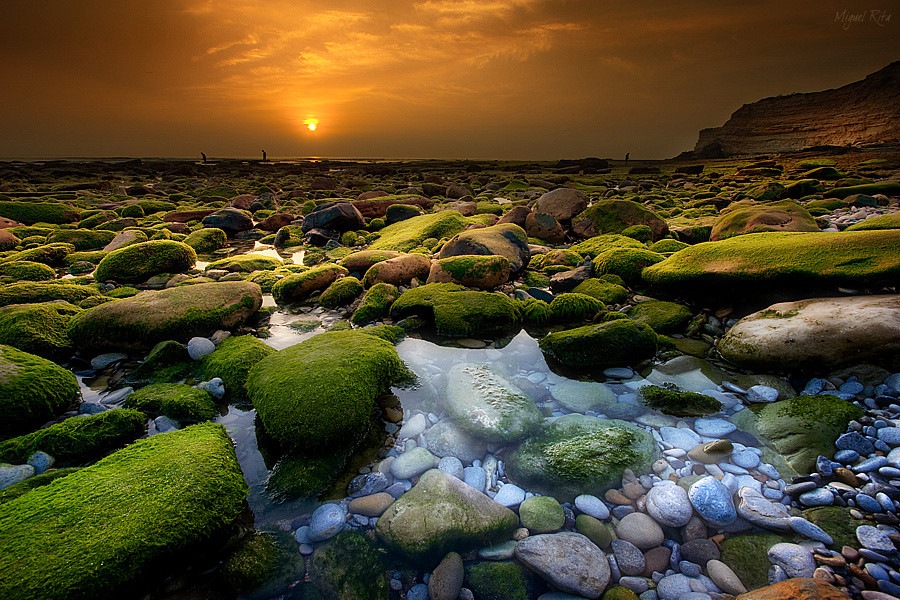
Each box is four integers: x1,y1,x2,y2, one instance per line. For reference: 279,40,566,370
538,319,657,368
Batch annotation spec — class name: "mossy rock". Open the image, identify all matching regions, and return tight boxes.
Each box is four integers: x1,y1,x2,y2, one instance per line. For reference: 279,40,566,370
648,238,689,253
506,414,658,501
710,200,818,241
0,282,102,307
206,253,282,273
384,203,423,224
246,331,408,453
627,300,692,333
642,230,900,292
272,264,348,304
67,281,262,352
432,291,522,337
520,298,552,324
755,394,863,474
571,278,629,304
0,200,79,225
719,533,791,591
0,261,57,282
183,227,227,253
539,319,657,368
0,408,147,465
368,211,469,253
519,495,565,533
802,506,860,549
0,345,80,439
390,282,466,318
340,249,402,274
593,247,665,285
0,423,247,600
532,248,583,269
359,324,405,344
438,223,531,275
0,301,82,359
351,283,399,325
94,240,197,283
122,383,217,422
196,335,274,402
45,229,116,251
0,467,80,505
2,242,75,266
8,226,53,239
135,199,177,214
464,560,542,600
639,385,722,417
827,181,900,199
221,527,305,600
124,341,192,387
572,200,669,241
603,586,640,600
78,211,117,229
522,270,551,288
846,214,900,231
265,451,350,501
320,276,363,309
549,292,605,323
273,224,305,248
430,254,512,289
310,531,388,600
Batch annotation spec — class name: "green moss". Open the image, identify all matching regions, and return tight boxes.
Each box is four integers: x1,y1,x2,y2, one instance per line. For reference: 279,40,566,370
802,506,860,549
0,301,82,359
124,341,192,387
0,200,78,225
518,495,564,533
340,249,401,274
711,201,818,241
846,214,900,231
0,423,247,600
549,292,605,323
827,181,900,199
0,260,56,282
320,276,363,309
622,224,653,242
309,531,388,600
359,324,405,344
571,278,629,304
436,254,511,287
539,318,657,367
464,561,539,600
94,240,197,283
272,264,348,304
183,227,227,253
196,335,274,402
78,211,117,229
8,226,53,239
266,452,349,501
122,383,216,422
369,211,468,252
246,331,408,452
643,230,900,291
720,533,792,591
648,238,689,253
532,249,583,270
572,200,668,241
0,468,80,505
0,282,101,307
0,345,80,439
221,528,305,598
135,199,177,214
340,231,359,246
0,409,147,465
603,585,641,600
206,253,282,273
522,270,550,287
45,229,115,251
639,384,722,417
627,300,692,333
519,298,552,324
594,247,665,284
246,270,278,293
2,242,75,266
351,282,399,325
64,250,107,267
390,282,465,318
432,291,522,337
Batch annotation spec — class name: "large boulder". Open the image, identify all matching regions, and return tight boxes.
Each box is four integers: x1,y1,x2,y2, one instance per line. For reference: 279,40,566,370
0,423,247,600
643,230,900,293
302,201,365,233
506,414,658,501
438,223,530,275
246,330,407,453
369,211,468,253
0,282,101,307
309,531,388,600
46,229,116,251
733,578,850,600
572,200,669,241
341,249,402,274
375,469,518,564
271,264,348,303
0,200,79,225
391,284,522,337
533,188,590,222
67,282,262,352
710,201,819,241
443,363,543,442
201,208,254,234
205,253,282,273
539,319,657,367
93,240,197,283
197,335,274,402
0,301,82,359
719,295,900,371
0,345,80,439
426,255,511,289
361,253,432,288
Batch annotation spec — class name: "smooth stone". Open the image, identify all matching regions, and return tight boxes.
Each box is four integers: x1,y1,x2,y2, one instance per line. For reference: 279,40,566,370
835,449,860,463
732,449,761,469
767,542,816,578
679,560,701,577
799,488,834,507
657,574,693,600
514,532,611,597
619,576,649,594
680,539,720,565
646,482,693,528
348,472,389,497
688,439,733,464
201,377,225,400
737,488,792,531
0,464,35,490
836,431,875,455
493,484,526,507
661,427,702,451
788,516,834,545
604,367,635,379
187,336,216,360
348,493,395,517
437,456,464,480
429,552,464,600
857,525,898,554
611,539,646,576
90,352,128,370
308,503,346,542
398,413,429,440
706,559,747,595
747,385,779,403
463,466,486,492
407,583,429,600
688,476,736,526
858,493,883,513
519,495,565,533
694,418,737,438
26,451,54,475
574,494,610,520
424,419,488,464
616,512,664,550
391,447,439,480
855,456,889,472
152,415,179,433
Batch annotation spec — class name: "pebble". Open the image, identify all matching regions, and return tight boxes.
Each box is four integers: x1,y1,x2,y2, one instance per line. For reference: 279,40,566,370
836,431,876,455
879,427,900,446
858,493,884,513
646,482,693,528
187,336,216,360
707,559,747,595
619,577,650,594
437,456,464,480
201,377,225,399
429,552,464,600
857,525,898,554
604,367,634,379
657,574,693,600
688,476,736,526
90,352,128,370
348,493,394,517
789,516,834,545
611,539,646,576
661,426,702,451
799,488,834,507
747,385,779,403
308,503,346,542
0,464,35,490
407,583,429,600
768,543,816,578
463,466,487,492
493,484,526,507
680,539,720,564
477,539,517,560
616,512,664,550
398,413,429,439
732,448,761,469
26,451,54,475
574,494,610,520
855,457,889,473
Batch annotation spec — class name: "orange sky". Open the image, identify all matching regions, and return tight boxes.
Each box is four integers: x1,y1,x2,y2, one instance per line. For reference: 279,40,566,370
1,0,896,160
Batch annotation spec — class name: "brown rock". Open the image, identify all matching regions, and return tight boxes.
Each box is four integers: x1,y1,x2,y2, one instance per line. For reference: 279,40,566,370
688,440,734,464
348,492,395,517
426,255,511,289
642,546,671,577
341,249,402,273
438,223,531,275
0,217,22,229
735,577,851,600
352,196,434,218
362,253,432,287
533,188,589,222
258,213,296,232
163,209,216,223
429,552,464,600
441,201,476,216
229,195,255,210
357,190,389,201
497,205,531,228
525,211,565,244
0,229,20,251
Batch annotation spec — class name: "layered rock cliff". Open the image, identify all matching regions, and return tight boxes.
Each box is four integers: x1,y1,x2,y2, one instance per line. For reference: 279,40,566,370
693,61,900,156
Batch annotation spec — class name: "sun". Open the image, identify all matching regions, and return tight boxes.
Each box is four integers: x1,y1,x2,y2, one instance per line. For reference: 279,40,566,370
308,122,316,131
304,118,319,132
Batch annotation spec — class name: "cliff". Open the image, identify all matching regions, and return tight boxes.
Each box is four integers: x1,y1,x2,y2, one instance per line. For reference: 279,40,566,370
693,61,900,156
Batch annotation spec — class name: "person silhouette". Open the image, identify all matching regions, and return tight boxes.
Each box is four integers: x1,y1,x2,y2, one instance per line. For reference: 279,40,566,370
625,152,630,166
262,150,267,162
201,152,207,163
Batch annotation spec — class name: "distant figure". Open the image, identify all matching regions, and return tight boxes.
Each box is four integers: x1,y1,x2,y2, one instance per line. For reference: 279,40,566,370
201,152,207,163
262,149,267,162
625,152,630,165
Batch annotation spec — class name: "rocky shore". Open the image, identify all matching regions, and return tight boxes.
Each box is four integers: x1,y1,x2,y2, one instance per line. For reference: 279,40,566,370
0,150,899,600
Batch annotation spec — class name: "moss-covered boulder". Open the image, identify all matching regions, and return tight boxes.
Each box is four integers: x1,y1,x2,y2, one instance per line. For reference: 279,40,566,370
361,253,431,287
648,238,690,254
539,319,657,368
710,200,819,241
93,240,197,283
206,253,282,273
0,260,56,282
183,227,227,253
340,249,402,274
0,345,80,439
571,278,629,304
351,283,399,325
549,292,605,323
310,531,388,600
272,264,348,304
846,213,900,231
438,223,531,275
265,451,350,501
46,229,116,251
593,247,665,285
642,230,900,293
246,331,407,453
320,276,363,309
427,254,511,289
0,408,147,465
506,414,658,501
196,335,274,401
754,395,863,474
570,234,645,257
0,423,247,600
2,242,75,266
627,300,692,333
0,200,78,225
369,211,469,253
827,181,900,199
444,363,543,443
639,385,723,417
376,469,518,564
0,282,101,307
123,383,217,422
719,533,791,591
572,200,669,241
221,527,305,600
67,281,262,352
464,561,542,600
0,301,82,359
391,283,521,337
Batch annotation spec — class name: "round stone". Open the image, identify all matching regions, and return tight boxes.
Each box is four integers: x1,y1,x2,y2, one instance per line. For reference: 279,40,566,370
694,418,737,438
493,483,526,507
646,483,693,528
767,543,815,578
187,336,216,360
519,495,565,533
463,466,486,492
429,552,464,600
660,426,702,451
308,503,346,542
857,525,898,554
398,413,429,440
788,516,833,545
688,476,736,526
799,488,834,507
657,574,693,600
615,511,664,550
348,492,394,517
706,559,747,595
732,448,761,469
611,539,646,576
575,494,610,520
391,447,438,480
437,456,464,480
680,539,720,565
